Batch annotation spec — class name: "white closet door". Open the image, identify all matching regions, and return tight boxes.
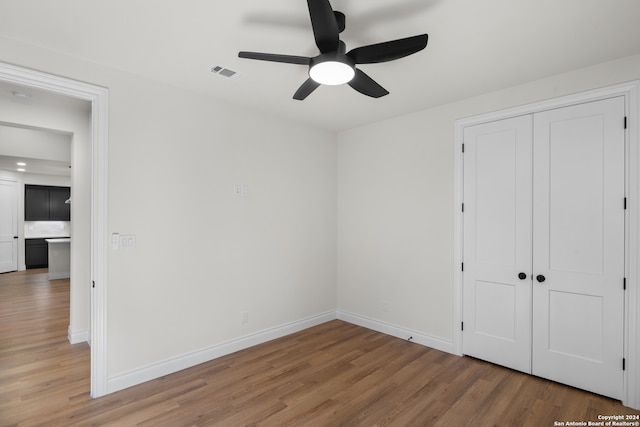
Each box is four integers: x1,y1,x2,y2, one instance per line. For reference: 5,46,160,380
462,115,533,373
532,97,625,400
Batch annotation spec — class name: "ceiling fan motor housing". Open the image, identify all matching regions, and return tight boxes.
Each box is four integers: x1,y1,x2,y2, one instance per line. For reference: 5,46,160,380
334,11,346,33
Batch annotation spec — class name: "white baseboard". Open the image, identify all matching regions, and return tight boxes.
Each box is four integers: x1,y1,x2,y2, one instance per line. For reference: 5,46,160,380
107,310,337,394
48,272,70,280
106,310,456,395
68,326,89,344
337,310,455,355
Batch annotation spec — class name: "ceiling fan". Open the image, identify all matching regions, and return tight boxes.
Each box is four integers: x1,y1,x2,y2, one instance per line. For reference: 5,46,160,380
238,0,428,100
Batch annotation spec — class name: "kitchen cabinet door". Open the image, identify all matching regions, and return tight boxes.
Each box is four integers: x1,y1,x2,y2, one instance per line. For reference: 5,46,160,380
25,238,48,269
25,186,49,221
49,187,70,221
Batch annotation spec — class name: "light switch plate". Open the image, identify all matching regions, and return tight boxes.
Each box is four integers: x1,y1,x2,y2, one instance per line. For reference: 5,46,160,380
120,235,136,249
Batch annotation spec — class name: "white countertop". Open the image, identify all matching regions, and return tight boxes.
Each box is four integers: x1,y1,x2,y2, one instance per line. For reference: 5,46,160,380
45,238,71,244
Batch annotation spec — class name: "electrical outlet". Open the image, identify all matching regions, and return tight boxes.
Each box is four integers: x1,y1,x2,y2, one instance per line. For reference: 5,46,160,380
382,301,390,312
241,311,249,324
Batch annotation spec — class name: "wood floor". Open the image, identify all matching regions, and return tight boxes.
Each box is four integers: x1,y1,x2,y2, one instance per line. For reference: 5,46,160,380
1,270,639,426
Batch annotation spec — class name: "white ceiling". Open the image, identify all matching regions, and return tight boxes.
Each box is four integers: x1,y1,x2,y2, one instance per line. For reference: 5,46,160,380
0,155,71,177
0,0,640,132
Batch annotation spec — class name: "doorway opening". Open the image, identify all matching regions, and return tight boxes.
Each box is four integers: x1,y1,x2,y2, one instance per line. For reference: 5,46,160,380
0,61,109,397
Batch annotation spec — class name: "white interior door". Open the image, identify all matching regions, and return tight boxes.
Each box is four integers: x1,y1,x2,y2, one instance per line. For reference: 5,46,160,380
532,97,625,400
0,179,19,274
462,115,533,374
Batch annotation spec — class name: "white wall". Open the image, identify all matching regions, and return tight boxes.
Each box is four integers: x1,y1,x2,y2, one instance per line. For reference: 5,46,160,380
0,36,337,387
337,53,640,346
0,125,71,161
0,125,73,176
337,112,454,341
106,76,337,375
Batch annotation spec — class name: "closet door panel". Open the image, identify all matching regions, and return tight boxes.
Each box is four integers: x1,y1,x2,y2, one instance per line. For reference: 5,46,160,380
532,96,625,400
462,115,533,373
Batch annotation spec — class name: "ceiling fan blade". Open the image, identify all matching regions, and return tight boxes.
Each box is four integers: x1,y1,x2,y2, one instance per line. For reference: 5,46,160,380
238,51,311,65
347,34,428,64
307,0,339,53
348,69,389,98
293,78,321,100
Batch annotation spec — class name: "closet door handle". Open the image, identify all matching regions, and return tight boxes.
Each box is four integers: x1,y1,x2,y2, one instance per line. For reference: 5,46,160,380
518,272,527,280
536,275,546,283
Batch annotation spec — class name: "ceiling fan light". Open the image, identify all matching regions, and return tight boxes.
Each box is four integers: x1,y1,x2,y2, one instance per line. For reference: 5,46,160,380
309,61,355,85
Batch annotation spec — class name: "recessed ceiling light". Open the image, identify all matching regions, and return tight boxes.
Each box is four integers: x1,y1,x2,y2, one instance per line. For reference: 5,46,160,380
17,162,26,166
17,168,26,172
12,91,32,99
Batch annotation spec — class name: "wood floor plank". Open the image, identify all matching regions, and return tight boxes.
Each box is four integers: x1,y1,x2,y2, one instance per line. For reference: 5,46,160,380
1,269,639,426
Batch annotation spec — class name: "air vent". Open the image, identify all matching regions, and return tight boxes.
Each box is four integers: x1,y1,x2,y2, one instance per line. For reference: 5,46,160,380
211,65,244,81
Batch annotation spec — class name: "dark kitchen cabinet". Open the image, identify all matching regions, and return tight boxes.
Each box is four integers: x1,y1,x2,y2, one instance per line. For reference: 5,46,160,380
25,186,50,220
25,185,70,221
49,187,71,220
25,238,48,269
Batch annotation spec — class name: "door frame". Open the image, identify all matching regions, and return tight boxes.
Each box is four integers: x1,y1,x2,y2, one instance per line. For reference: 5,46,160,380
453,80,640,409
0,61,110,398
